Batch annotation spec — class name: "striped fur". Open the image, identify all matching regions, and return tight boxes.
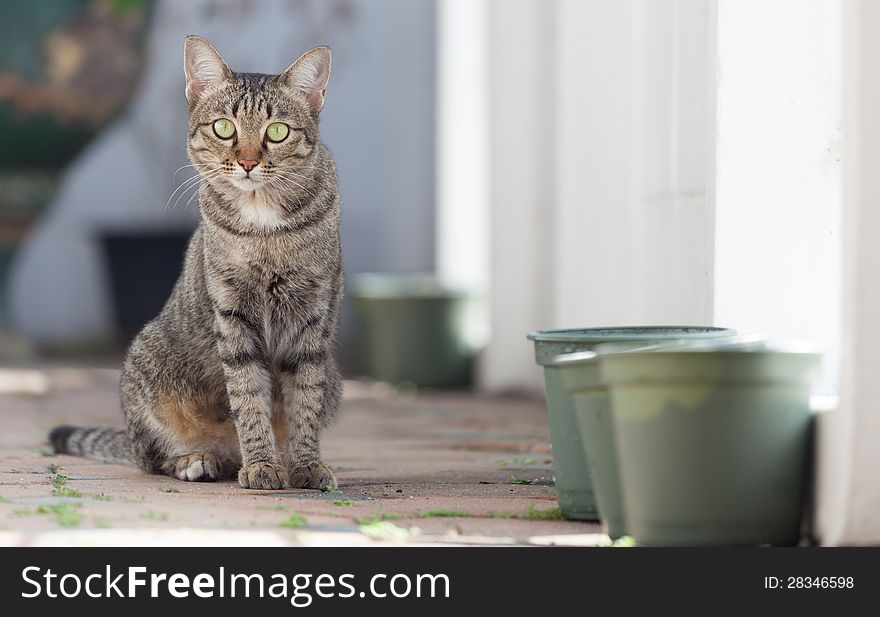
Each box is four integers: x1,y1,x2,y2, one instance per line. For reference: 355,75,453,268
50,36,343,490
49,426,133,465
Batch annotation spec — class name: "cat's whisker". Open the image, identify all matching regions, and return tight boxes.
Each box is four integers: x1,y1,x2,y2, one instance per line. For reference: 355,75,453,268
165,169,223,212
185,188,200,209
274,168,319,180
274,185,305,212
275,165,323,172
268,176,308,211
164,174,203,212
174,169,225,210
183,176,220,210
171,164,199,182
273,184,306,213
168,173,213,211
275,168,320,184
272,172,318,200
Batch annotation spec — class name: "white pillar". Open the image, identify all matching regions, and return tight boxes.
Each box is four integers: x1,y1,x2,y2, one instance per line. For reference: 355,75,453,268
436,0,490,293
713,0,842,394
815,0,880,546
554,0,715,329
480,0,716,391
479,0,555,391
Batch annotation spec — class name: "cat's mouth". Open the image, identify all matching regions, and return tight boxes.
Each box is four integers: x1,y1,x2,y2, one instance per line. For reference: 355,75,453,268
230,175,265,191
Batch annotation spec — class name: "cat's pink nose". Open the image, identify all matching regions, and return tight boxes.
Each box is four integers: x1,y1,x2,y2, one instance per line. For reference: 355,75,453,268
238,159,259,172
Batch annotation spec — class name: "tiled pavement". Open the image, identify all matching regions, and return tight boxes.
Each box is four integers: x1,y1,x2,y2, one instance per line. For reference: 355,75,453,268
0,368,604,546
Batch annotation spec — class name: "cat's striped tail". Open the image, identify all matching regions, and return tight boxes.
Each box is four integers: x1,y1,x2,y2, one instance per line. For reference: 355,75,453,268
49,426,135,465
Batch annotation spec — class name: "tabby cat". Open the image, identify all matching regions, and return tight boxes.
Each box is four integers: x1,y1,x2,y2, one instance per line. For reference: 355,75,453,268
49,36,343,490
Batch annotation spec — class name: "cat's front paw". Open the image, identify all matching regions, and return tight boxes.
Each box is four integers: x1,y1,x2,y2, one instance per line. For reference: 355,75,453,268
288,462,337,490
238,462,289,490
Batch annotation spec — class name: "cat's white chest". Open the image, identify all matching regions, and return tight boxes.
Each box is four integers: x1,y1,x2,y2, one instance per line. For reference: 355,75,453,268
235,191,287,231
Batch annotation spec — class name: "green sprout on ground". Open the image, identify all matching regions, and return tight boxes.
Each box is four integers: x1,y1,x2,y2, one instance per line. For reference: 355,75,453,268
356,513,404,525
49,473,82,497
495,457,538,468
420,509,469,518
603,536,637,547
13,508,36,517
487,511,512,519
94,517,112,529
47,464,63,474
518,505,564,520
38,446,54,457
37,503,83,527
0,496,8,504
509,475,533,485
52,487,83,498
140,510,169,521
280,512,308,528
256,504,287,511
321,485,342,495
333,499,354,507
359,504,565,523
486,505,565,521
159,487,180,493
359,521,412,542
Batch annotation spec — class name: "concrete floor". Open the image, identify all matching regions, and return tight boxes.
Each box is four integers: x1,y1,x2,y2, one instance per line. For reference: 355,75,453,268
0,367,604,546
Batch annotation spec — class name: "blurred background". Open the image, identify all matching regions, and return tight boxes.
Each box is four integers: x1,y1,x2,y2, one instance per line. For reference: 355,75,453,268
0,0,843,394
0,0,441,382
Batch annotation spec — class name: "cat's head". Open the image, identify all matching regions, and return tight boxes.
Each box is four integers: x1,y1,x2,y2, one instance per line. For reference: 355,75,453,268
182,35,330,200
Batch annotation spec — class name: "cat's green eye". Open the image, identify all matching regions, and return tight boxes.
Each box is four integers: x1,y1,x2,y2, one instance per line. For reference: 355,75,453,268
266,122,290,143
213,118,235,139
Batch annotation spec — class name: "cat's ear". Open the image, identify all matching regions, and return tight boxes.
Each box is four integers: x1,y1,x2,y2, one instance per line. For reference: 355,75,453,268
280,46,332,116
183,35,231,106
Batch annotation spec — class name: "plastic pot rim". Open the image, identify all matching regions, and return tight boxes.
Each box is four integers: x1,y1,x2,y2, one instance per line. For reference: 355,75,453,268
547,350,598,367
527,326,734,344
597,344,824,360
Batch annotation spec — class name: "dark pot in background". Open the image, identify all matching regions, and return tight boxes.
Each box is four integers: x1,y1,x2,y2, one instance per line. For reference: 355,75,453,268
353,274,485,389
529,327,735,522
100,230,191,343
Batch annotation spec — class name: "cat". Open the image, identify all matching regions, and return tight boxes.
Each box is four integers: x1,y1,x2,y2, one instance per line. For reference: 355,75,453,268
49,35,343,490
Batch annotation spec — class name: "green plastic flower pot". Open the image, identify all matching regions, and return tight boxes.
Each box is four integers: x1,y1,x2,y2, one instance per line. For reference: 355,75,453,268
599,345,821,546
528,326,735,522
555,351,624,535
353,274,486,389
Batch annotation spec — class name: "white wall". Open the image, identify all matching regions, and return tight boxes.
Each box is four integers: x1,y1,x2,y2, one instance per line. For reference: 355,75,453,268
554,0,715,329
479,0,556,391
436,0,489,294
815,0,880,546
480,0,716,391
713,0,842,394
481,0,843,396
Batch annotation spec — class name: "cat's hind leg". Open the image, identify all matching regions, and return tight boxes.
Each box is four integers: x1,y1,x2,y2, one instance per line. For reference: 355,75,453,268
121,359,240,482
161,452,222,482
147,393,240,482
